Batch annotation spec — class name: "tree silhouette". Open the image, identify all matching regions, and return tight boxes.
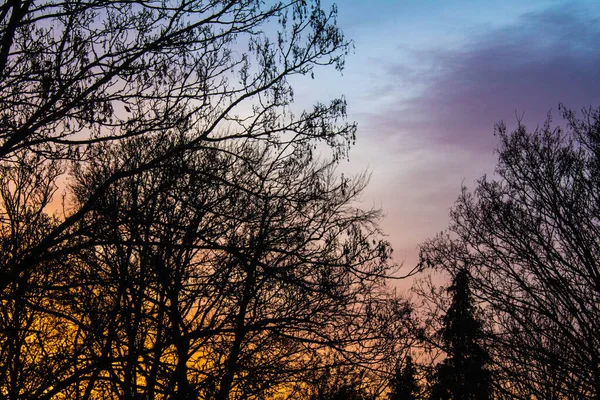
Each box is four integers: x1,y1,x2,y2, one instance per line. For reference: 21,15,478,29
420,107,600,399
429,269,491,400
0,132,403,398
389,355,419,400
305,366,371,400
0,1,385,398
0,0,356,304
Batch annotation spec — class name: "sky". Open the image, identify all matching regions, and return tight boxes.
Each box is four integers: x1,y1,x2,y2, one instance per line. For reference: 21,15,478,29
292,0,600,273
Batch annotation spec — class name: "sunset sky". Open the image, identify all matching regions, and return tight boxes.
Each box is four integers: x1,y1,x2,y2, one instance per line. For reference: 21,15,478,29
295,0,600,271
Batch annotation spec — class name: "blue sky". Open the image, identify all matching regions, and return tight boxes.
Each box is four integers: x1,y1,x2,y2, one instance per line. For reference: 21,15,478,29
294,0,600,270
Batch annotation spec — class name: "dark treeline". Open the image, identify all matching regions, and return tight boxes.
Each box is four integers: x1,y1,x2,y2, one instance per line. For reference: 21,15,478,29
1,1,599,399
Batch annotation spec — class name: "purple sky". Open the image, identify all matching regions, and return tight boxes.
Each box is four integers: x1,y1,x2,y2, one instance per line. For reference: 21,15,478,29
294,1,600,274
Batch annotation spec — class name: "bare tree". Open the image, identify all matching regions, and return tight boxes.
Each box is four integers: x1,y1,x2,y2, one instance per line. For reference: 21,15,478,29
33,134,403,399
0,3,416,398
0,2,367,397
0,0,356,296
420,107,600,399
0,0,354,158
0,153,70,400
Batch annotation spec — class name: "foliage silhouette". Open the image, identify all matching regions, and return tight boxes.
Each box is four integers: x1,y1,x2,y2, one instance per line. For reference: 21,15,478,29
388,354,419,400
429,269,491,400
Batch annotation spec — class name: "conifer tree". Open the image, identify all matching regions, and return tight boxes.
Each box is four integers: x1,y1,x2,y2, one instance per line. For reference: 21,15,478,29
389,354,419,400
430,269,491,400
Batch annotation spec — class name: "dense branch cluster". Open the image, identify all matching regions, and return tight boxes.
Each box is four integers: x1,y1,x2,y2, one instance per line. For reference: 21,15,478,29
420,108,600,399
0,1,410,399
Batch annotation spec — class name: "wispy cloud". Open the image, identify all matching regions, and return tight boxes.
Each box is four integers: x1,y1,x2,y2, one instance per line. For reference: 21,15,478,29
349,4,600,266
372,4,600,150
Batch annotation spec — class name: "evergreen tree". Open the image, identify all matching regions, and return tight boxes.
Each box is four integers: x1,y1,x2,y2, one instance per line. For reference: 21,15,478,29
308,367,369,400
389,355,419,400
430,269,491,400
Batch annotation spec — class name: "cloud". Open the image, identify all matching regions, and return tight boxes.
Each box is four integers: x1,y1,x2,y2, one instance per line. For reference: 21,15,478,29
346,3,600,267
372,4,600,151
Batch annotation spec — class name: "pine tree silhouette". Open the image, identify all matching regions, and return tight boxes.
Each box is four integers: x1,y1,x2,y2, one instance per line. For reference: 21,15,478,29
389,354,419,400
430,269,491,400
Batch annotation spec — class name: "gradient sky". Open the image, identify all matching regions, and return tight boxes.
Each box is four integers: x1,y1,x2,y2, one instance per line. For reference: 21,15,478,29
292,0,600,273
